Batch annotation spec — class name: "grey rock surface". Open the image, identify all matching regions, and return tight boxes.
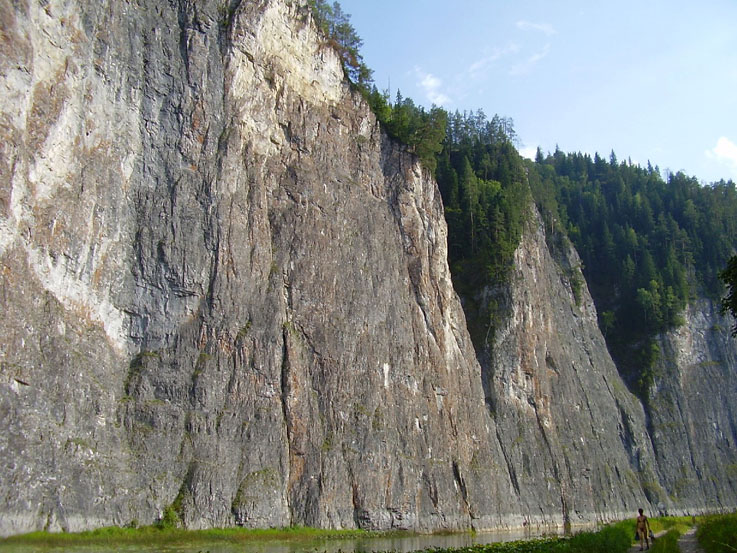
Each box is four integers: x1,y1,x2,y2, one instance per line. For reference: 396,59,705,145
648,300,737,512
478,212,737,525
1,0,735,538
0,0,515,534
479,212,659,526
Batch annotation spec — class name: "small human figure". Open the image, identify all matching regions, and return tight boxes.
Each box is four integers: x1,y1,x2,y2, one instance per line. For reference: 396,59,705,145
636,508,652,550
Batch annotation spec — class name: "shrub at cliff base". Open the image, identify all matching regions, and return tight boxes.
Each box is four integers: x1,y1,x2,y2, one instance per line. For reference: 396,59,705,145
697,513,737,553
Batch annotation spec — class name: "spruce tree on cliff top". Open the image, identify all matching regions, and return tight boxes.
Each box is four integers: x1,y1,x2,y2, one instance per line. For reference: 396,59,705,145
721,255,737,336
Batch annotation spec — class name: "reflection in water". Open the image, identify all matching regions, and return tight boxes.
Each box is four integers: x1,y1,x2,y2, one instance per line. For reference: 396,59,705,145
3,527,567,553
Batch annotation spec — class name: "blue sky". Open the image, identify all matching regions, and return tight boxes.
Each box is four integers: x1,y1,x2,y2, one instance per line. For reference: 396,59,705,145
338,0,737,183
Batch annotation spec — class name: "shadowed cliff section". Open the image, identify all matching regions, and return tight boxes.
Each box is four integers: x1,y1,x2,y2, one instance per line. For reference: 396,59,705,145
647,300,737,510
479,211,657,524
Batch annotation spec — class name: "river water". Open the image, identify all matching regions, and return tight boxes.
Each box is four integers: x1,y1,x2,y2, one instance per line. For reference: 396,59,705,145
2,527,565,553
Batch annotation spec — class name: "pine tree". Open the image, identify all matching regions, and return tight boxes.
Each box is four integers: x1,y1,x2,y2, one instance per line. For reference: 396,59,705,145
721,255,737,335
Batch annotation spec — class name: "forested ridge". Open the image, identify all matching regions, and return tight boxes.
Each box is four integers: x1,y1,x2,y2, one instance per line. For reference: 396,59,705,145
310,0,737,398
528,151,737,396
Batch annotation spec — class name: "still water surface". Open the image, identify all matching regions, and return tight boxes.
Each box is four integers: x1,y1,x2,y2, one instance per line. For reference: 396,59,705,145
2,527,565,553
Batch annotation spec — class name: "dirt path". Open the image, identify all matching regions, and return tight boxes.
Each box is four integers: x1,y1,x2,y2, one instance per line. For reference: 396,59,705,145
629,531,659,552
627,525,706,553
677,527,706,553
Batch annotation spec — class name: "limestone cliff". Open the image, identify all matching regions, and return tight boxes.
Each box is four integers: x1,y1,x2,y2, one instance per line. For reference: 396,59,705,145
1,0,736,538
0,0,517,534
479,212,657,525
647,300,737,511
478,211,737,525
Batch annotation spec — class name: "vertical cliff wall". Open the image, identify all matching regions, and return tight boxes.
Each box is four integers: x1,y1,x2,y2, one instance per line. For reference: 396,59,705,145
648,300,737,511
478,210,737,524
0,0,520,535
479,212,658,525
1,0,736,538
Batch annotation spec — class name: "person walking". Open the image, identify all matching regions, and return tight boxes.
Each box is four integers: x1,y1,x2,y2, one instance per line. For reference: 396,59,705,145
636,508,652,550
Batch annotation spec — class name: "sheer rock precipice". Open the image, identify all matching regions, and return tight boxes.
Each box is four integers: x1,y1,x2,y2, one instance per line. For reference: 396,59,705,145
1,0,735,537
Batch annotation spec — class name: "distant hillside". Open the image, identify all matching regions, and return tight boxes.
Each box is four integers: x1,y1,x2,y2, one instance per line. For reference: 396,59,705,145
527,150,737,397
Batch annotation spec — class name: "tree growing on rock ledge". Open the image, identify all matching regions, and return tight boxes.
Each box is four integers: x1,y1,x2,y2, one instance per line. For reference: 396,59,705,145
308,0,373,87
721,255,737,335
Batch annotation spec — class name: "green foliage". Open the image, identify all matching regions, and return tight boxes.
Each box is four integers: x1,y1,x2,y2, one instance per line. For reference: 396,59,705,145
697,513,737,553
435,110,530,346
564,522,631,553
0,524,376,547
633,339,660,402
647,529,680,553
366,87,448,172
527,150,737,397
720,255,737,335
307,0,373,88
564,264,585,306
157,505,181,529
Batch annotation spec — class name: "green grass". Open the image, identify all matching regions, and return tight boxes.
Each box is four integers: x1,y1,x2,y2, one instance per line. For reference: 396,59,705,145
697,513,737,553
648,529,681,553
563,521,632,553
0,515,728,553
0,524,380,547
0,523,625,552
425,521,633,553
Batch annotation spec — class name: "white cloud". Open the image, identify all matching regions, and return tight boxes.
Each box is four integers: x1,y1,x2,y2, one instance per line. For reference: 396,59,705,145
710,137,737,163
468,44,520,79
519,145,539,160
516,20,557,36
414,67,451,105
706,137,737,176
510,44,551,75
528,45,551,64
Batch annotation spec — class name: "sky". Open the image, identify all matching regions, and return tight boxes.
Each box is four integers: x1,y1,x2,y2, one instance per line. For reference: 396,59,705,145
337,0,737,183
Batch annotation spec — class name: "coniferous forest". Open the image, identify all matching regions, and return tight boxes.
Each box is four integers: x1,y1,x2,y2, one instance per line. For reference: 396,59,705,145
310,0,737,399
529,151,737,395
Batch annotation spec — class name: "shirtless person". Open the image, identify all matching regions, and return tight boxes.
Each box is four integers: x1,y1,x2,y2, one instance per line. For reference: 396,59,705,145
636,508,652,550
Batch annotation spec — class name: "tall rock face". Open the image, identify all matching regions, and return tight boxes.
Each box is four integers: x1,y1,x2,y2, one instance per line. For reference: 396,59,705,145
648,300,737,511
1,0,736,539
0,0,519,535
478,211,737,524
479,212,658,525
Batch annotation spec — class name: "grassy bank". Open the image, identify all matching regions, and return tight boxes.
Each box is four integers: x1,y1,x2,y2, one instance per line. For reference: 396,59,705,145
697,513,737,553
415,517,703,553
423,521,633,553
0,516,720,552
0,524,381,547
648,529,680,553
